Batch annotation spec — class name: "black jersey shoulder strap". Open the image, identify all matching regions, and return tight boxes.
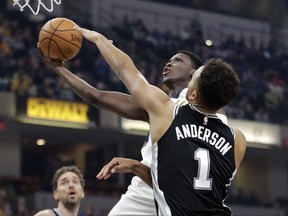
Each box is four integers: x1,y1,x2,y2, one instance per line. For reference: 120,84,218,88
51,209,60,216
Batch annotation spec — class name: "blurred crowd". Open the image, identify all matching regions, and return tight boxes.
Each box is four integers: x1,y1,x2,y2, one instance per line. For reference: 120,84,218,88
1,10,288,125
1,6,288,215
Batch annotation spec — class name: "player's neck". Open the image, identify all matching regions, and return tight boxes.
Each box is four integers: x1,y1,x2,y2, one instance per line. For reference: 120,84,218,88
58,204,80,216
192,104,217,114
168,83,187,98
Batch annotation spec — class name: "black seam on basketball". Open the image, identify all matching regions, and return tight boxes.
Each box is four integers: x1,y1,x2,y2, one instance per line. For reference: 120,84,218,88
40,30,81,49
40,30,54,39
49,18,66,30
52,28,76,32
40,28,81,50
50,40,67,60
48,19,67,59
49,34,82,49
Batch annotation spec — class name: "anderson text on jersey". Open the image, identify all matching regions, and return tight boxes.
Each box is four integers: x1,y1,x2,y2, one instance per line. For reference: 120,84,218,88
175,124,232,155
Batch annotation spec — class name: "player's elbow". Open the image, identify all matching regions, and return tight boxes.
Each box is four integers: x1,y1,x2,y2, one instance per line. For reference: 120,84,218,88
82,87,101,106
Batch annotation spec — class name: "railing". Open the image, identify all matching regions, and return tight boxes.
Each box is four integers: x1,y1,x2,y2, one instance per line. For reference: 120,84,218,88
104,3,271,48
273,30,288,53
110,4,192,35
217,22,270,47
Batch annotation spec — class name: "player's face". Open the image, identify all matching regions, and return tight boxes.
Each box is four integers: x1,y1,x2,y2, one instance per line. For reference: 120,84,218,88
186,66,204,101
53,171,84,205
162,53,194,87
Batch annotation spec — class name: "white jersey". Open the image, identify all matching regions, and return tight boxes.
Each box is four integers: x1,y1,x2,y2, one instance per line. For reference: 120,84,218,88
178,87,187,99
108,88,228,215
108,135,156,215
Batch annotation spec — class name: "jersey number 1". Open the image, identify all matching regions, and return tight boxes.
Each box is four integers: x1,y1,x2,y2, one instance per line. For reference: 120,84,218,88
194,148,212,190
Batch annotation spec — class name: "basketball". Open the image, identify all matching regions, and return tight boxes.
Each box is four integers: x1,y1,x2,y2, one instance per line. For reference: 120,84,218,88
38,17,83,62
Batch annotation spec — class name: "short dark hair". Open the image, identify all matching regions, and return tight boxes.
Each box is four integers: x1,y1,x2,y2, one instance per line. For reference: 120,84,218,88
198,58,240,110
52,165,85,191
177,50,203,70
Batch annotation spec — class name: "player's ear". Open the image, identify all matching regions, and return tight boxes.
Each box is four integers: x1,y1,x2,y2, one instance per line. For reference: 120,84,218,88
53,190,59,200
188,89,197,101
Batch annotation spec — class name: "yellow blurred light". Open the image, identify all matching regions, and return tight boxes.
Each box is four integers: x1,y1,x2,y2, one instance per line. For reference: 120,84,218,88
36,139,46,146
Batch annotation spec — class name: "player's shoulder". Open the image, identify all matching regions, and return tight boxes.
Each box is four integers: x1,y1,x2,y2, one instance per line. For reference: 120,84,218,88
170,97,188,106
34,209,55,216
233,128,247,153
234,128,246,143
233,128,247,168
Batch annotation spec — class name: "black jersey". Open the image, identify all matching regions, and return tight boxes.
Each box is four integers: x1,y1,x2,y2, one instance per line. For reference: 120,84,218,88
151,104,236,216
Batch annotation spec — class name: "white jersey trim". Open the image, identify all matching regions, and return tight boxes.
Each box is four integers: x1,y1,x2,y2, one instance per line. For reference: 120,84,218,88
151,143,172,216
216,113,228,125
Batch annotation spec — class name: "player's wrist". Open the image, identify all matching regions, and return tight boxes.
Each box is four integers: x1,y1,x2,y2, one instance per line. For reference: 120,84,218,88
94,33,106,44
132,160,149,175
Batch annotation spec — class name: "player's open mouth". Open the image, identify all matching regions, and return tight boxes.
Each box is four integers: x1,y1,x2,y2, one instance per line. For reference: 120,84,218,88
163,68,170,75
69,191,76,196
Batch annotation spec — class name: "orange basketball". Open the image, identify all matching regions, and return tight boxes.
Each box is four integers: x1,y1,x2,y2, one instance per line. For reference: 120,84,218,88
38,17,82,62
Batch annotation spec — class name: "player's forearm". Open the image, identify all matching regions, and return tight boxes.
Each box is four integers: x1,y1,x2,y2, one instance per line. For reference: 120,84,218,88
74,26,132,78
54,66,99,104
54,66,148,121
92,33,142,92
75,26,153,114
132,161,152,188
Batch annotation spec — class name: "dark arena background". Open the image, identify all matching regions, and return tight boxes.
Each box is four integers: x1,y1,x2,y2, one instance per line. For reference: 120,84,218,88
0,0,288,215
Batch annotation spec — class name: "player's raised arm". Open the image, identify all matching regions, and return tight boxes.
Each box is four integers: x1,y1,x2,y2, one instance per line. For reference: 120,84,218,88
39,58,148,121
74,26,171,118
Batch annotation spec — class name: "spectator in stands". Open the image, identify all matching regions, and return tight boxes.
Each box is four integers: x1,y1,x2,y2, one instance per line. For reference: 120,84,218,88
0,188,12,216
14,196,30,216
